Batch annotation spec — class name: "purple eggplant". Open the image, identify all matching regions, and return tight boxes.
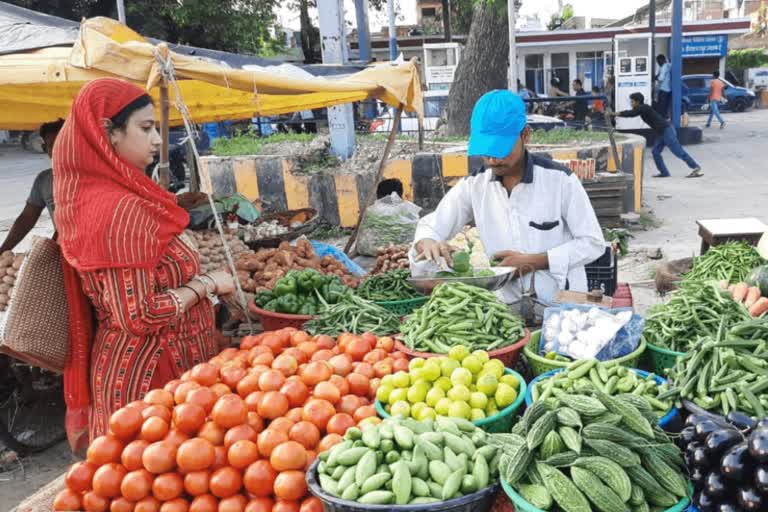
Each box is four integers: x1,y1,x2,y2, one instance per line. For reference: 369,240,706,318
716,502,741,512
690,466,708,489
755,465,768,494
693,445,711,468
696,491,715,512
737,487,764,511
727,411,758,431
705,471,727,497
705,429,744,460
748,427,768,463
721,442,751,481
696,420,728,442
756,418,768,430
680,426,697,449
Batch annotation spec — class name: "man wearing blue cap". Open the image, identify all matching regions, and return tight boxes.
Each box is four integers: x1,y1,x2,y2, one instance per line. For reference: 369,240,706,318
410,90,605,303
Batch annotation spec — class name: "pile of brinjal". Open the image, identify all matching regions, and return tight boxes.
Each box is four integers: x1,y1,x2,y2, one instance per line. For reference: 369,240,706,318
680,412,768,511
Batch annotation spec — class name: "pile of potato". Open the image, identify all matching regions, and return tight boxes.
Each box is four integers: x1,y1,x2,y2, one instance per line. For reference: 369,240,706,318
186,230,251,274
372,244,410,275
0,252,24,312
234,238,360,292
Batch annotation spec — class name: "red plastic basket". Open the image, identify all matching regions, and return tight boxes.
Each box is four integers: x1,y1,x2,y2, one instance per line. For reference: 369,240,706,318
248,301,314,331
393,329,531,367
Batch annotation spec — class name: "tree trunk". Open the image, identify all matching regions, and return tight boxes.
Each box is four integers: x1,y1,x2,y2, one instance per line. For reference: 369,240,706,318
442,0,452,42
299,0,315,63
445,2,509,136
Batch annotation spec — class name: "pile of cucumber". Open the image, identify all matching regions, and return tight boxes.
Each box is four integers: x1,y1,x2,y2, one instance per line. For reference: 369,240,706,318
500,388,688,512
315,416,499,506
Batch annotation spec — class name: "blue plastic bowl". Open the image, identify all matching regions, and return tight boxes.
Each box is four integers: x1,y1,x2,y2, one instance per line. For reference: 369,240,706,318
524,367,679,428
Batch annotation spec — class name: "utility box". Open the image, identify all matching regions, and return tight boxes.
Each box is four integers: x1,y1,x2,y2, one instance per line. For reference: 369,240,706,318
614,35,653,130
423,43,462,91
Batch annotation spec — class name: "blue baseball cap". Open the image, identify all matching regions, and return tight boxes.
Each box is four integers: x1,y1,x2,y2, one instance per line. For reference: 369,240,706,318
467,90,527,159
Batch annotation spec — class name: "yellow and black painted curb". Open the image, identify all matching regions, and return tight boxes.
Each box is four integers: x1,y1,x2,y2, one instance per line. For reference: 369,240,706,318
200,135,645,228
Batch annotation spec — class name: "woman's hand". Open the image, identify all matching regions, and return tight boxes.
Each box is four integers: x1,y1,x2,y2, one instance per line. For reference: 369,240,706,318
205,271,236,296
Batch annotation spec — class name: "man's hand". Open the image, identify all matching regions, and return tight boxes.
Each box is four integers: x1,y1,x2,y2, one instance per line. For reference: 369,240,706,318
492,251,549,275
415,239,453,263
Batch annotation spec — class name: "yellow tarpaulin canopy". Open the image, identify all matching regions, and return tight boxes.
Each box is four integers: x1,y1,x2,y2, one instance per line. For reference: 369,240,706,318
0,17,423,130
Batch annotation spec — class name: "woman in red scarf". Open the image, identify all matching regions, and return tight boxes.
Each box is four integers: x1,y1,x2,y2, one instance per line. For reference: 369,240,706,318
53,78,234,449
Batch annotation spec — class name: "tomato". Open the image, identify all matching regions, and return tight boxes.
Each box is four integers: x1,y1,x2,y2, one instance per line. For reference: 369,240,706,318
120,469,153,501
212,394,248,429
164,379,183,395
191,363,220,386
220,367,247,390
272,500,300,512
219,494,247,512
82,491,110,512
210,383,232,398
278,380,309,409
272,354,299,377
109,407,143,441
210,466,243,498
270,441,307,471
244,497,274,512
140,416,170,443
281,348,308,365
121,440,149,471
251,352,274,367
142,404,172,423
327,354,353,377
312,381,340,404
357,416,382,429
336,395,361,416
92,462,126,498
368,378,381,400
173,381,201,405
172,403,206,435
133,496,161,512
372,360,393,378
186,387,217,413
299,497,323,512
53,488,82,511
211,445,228,471
325,413,355,436
184,471,211,496
176,437,216,472
144,389,174,409
296,342,317,359
198,421,226,446
189,494,218,512
158,498,189,512
257,391,290,420
343,338,369,361
392,358,409,372
110,497,135,512
327,375,349,397
352,362,374,379
299,362,332,387
65,460,97,493
304,450,317,471
247,344,271,360
353,405,376,423
256,429,288,458
224,424,258,449
87,435,125,465
152,472,184,501
375,336,394,352
362,349,386,365
246,412,265,434
273,470,307,501
244,391,265,413
346,373,370,397
242,459,277,497
284,408,303,424
268,417,295,435
310,349,334,362
142,441,178,474
236,374,262,398
240,334,264,350
301,399,335,431
257,370,286,392
361,332,377,346
219,348,240,361
227,440,260,469
288,421,320,450
313,335,335,350
317,433,343,452
164,428,190,448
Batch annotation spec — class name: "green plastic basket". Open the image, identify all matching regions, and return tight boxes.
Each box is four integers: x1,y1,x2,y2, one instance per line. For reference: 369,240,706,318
644,341,686,375
523,330,647,377
501,479,691,512
374,296,429,316
375,368,527,433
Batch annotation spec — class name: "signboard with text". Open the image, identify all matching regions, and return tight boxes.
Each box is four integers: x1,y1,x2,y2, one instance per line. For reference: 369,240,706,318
682,35,728,58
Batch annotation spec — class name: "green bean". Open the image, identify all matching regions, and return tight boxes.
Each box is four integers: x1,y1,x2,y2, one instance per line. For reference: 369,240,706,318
304,294,400,337
356,269,422,302
683,241,763,283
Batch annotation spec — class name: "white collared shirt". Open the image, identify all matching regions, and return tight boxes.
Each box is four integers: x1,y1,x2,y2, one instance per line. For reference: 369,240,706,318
409,154,605,304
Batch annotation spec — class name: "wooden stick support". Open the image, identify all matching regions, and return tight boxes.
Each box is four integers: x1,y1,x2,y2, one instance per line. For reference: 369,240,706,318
344,105,404,255
604,105,621,172
158,83,171,190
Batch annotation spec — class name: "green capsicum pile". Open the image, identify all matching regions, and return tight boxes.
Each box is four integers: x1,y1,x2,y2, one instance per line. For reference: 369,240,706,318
254,268,350,316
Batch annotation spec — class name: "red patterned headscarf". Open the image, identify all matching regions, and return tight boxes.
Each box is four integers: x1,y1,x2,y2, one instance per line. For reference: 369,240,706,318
53,78,189,271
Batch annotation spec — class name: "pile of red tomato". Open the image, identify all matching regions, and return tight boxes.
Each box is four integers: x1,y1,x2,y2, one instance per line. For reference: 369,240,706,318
54,329,407,512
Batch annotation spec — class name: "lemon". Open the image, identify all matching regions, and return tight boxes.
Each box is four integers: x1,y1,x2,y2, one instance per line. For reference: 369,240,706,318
495,383,518,408
448,401,472,419
471,408,487,422
380,375,394,388
461,355,483,375
451,367,473,387
447,385,471,403
409,357,426,371
393,371,410,388
469,391,489,410
435,397,452,416
376,384,394,403
472,350,490,364
390,400,411,417
448,345,470,362
482,360,505,380
421,361,442,382
439,357,460,378
411,402,427,418
435,376,452,392
485,398,498,416
476,373,499,396
425,387,445,407
417,407,437,421
500,374,520,391
389,388,408,404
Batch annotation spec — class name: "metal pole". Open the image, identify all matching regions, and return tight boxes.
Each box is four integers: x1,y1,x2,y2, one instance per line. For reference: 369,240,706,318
670,0,683,129
649,0,656,88
116,0,126,24
508,0,518,90
388,0,397,61
354,0,372,62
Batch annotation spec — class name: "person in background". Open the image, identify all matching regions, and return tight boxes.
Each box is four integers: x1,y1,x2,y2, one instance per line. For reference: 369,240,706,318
655,54,672,117
591,86,605,115
612,92,702,178
0,120,64,253
572,79,589,128
548,77,568,98
706,70,726,129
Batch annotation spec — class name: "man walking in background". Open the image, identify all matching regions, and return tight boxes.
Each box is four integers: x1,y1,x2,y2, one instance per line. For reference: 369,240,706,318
706,71,726,129
656,55,672,117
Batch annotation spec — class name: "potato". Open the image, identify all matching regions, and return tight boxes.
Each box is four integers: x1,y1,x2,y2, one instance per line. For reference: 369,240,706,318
0,284,10,294
6,268,16,277
2,276,14,285
0,294,9,305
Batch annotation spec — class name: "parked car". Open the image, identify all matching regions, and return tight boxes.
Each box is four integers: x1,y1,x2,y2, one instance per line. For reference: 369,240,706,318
681,74,756,112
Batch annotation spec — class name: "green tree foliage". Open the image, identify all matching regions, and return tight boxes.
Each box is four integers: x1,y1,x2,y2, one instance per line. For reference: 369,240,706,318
727,49,768,72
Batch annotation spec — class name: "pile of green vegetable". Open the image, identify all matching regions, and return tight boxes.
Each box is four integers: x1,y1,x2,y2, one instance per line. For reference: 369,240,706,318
436,250,494,278
529,359,673,421
315,416,499,505
304,293,401,337
500,390,688,512
356,269,422,302
682,241,764,283
254,269,350,315
664,317,768,416
643,281,751,352
401,282,526,353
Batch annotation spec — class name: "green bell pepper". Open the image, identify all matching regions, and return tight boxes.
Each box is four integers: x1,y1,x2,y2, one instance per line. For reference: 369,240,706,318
275,294,300,314
297,269,324,293
298,302,317,315
452,251,471,274
255,290,275,307
274,275,297,297
263,299,279,312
